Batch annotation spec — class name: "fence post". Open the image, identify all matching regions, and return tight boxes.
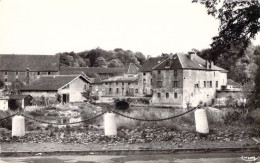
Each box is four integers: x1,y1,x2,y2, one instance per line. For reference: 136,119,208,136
12,115,25,137
104,113,117,136
195,109,209,134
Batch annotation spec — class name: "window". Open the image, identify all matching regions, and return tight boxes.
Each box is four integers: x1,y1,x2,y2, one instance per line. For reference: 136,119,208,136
109,83,112,85
4,71,7,75
210,81,212,88
135,81,138,85
166,93,169,99
4,78,7,82
150,89,153,95
174,93,178,98
143,72,146,76
122,82,124,85
157,81,163,87
172,81,178,88
135,89,138,93
128,82,131,85
89,85,92,90
116,88,119,94
4,85,7,90
116,82,118,85
150,79,152,85
37,72,40,75
195,84,199,88
16,71,19,75
48,72,51,75
109,88,112,94
158,93,161,98
158,70,161,75
204,81,206,87
174,70,177,76
105,83,108,85
143,79,146,84
122,88,124,93
216,81,218,88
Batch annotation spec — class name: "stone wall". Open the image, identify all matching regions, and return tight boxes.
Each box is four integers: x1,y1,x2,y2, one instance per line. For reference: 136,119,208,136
151,69,184,107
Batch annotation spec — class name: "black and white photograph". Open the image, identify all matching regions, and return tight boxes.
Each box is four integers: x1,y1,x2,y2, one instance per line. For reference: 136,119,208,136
0,0,260,162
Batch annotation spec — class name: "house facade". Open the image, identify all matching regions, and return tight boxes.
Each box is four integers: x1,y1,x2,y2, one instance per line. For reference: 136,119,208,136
0,54,60,90
20,75,90,103
139,57,164,96
100,74,141,97
149,53,227,108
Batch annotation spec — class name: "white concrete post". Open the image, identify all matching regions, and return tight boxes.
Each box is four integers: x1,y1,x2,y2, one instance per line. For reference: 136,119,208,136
104,113,117,136
12,115,25,137
195,109,209,134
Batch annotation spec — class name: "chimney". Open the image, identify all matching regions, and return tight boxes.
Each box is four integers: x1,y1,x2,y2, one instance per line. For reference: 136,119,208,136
188,52,195,60
209,61,214,69
26,68,30,85
205,60,211,69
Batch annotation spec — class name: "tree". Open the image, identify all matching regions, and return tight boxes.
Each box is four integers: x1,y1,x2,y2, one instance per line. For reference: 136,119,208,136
10,80,24,94
107,59,125,68
193,0,260,61
95,57,107,67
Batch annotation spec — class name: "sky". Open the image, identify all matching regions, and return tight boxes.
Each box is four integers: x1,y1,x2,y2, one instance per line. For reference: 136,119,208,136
0,0,259,57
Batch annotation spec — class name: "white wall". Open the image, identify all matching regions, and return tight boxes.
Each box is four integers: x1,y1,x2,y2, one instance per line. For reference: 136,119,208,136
0,99,8,111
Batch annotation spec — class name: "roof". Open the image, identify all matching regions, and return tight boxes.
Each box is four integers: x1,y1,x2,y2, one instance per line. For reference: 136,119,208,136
59,67,99,78
126,63,139,74
0,54,60,71
20,75,89,91
60,67,126,78
102,74,138,83
153,53,227,72
227,79,242,88
9,94,32,100
140,57,164,72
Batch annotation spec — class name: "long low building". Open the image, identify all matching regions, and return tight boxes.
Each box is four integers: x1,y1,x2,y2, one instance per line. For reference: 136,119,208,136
20,75,91,103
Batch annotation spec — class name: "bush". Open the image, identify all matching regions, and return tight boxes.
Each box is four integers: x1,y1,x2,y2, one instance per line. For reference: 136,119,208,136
0,110,12,130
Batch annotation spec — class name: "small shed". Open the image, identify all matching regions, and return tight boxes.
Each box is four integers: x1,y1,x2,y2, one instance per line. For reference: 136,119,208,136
0,96,9,111
8,94,33,109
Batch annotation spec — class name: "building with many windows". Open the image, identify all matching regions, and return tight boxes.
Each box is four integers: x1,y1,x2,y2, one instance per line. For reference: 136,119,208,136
148,53,227,108
0,54,60,91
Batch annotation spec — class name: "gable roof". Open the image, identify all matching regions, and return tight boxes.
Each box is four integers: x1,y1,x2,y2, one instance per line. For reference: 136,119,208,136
126,63,139,74
20,75,89,91
227,79,242,88
0,54,60,71
153,53,227,72
140,57,164,72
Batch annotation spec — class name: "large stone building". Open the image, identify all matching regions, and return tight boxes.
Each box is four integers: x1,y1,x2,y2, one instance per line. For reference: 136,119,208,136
143,53,228,108
0,54,60,90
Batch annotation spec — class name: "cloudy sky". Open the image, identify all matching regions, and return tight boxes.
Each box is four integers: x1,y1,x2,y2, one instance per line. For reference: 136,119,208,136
0,0,259,57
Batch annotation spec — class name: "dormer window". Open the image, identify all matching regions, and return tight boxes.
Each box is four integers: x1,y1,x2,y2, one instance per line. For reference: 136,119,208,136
165,60,171,68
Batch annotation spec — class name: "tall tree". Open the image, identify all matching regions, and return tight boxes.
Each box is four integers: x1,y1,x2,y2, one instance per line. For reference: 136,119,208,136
193,0,260,61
